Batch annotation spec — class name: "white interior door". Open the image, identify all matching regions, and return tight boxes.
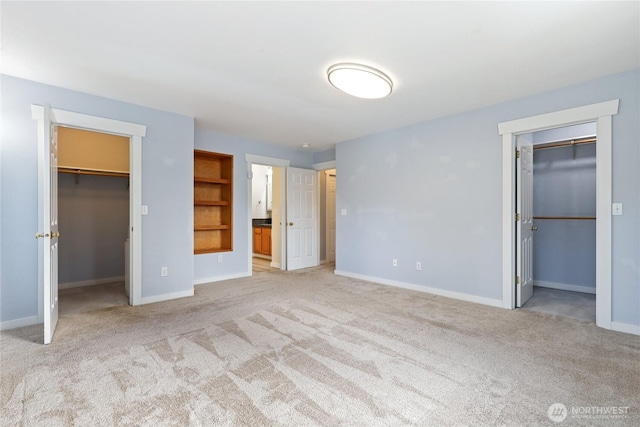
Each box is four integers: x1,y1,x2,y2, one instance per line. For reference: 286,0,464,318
326,172,336,262
516,140,534,307
286,167,318,270
41,105,59,344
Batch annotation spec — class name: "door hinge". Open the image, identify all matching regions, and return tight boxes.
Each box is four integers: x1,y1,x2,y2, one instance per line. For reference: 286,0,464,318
515,150,521,159
515,213,520,222
516,276,520,285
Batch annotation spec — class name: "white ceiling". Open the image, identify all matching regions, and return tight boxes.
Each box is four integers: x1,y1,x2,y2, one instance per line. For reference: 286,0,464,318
2,1,638,152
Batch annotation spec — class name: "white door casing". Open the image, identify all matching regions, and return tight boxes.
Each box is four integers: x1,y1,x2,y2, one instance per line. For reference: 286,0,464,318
41,104,59,344
326,172,336,263
516,140,534,307
498,99,618,330
287,167,319,270
33,105,146,342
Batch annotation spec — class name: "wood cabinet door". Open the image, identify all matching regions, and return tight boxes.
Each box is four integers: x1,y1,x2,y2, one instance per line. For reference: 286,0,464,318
262,228,271,256
253,227,262,254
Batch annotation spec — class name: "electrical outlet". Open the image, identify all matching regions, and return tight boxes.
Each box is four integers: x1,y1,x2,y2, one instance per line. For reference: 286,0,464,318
218,255,222,263
392,259,398,267
416,262,422,271
142,205,149,215
161,267,168,277
341,209,347,216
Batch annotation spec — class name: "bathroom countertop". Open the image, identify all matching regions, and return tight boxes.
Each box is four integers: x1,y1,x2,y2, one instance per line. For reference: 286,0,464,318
252,219,272,227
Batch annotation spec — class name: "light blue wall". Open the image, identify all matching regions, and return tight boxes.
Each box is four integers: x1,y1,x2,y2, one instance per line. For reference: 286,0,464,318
194,129,313,283
0,75,194,323
58,174,129,284
2,70,638,330
313,148,336,164
336,69,640,327
533,144,596,289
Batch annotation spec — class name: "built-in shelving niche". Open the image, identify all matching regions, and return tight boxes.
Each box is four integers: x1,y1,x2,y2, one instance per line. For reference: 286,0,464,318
194,150,233,254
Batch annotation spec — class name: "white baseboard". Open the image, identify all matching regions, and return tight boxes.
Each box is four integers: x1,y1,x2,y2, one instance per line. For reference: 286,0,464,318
141,289,194,305
334,270,503,308
194,271,251,286
59,276,125,290
0,315,39,331
611,321,640,336
534,280,596,295
270,261,281,269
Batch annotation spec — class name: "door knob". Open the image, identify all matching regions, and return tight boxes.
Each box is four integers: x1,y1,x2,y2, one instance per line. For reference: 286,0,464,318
35,232,50,239
288,222,294,226
51,231,61,238
530,226,538,231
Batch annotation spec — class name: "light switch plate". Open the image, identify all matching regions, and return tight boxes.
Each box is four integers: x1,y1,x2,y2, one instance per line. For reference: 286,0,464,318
612,203,623,216
341,209,347,216
142,205,149,215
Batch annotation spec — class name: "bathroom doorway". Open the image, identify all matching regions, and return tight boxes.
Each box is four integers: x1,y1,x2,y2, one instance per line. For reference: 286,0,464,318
250,164,282,273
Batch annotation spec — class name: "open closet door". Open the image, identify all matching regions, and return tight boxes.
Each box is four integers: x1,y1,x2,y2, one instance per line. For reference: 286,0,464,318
516,140,534,307
286,167,318,270
40,104,59,344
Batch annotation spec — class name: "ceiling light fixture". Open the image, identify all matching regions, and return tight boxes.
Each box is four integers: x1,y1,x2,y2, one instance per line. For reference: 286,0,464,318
327,63,393,99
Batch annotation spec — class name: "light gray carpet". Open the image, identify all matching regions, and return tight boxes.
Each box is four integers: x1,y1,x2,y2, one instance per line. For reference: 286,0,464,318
59,281,128,316
522,286,596,322
1,265,639,426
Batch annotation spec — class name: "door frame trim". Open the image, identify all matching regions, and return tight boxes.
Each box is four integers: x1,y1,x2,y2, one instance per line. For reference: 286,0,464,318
312,160,336,171
32,105,147,315
498,99,618,330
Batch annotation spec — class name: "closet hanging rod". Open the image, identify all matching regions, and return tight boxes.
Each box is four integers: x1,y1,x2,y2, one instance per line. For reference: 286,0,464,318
533,216,596,220
533,137,596,151
58,167,129,178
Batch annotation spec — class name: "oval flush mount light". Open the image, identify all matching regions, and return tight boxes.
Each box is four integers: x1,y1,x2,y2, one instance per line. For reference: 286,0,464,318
327,63,393,99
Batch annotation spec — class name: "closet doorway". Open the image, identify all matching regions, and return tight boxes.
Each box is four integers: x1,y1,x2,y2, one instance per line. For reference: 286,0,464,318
499,99,618,330
518,123,597,322
57,127,131,315
34,104,145,343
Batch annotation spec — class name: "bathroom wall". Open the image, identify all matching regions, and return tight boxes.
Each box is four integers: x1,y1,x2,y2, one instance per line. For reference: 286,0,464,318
251,164,271,219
